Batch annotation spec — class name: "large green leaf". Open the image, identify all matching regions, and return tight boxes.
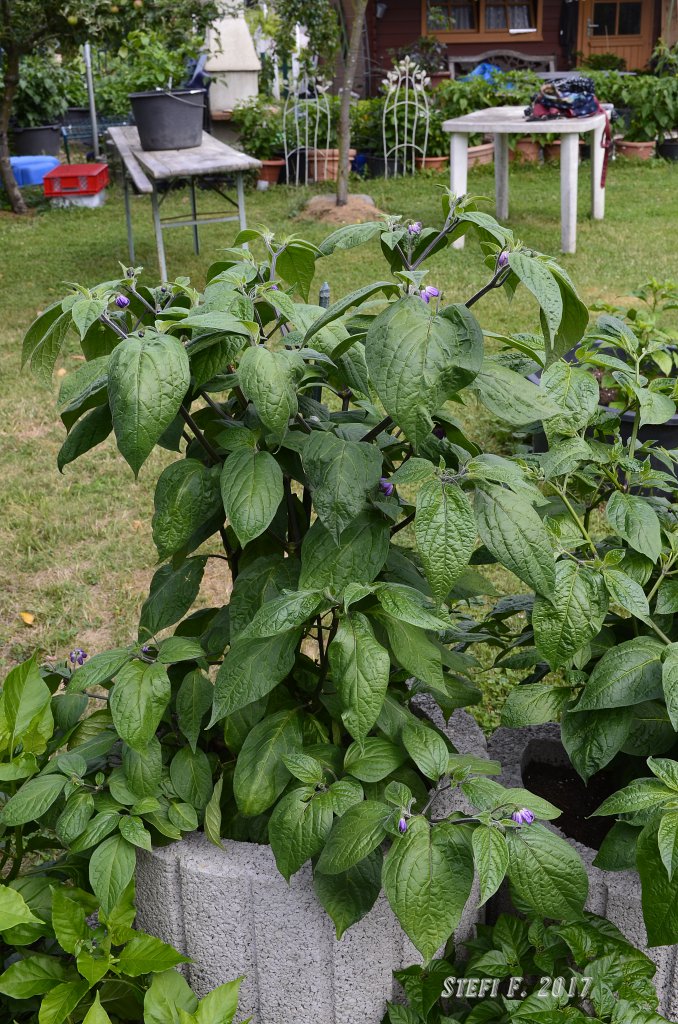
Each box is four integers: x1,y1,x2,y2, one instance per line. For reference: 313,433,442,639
299,511,389,591
415,479,476,605
220,447,284,547
401,719,449,782
228,554,299,641
505,823,588,920
57,405,113,472
378,613,444,689
0,887,43,933
109,661,171,752
22,307,72,388
373,583,449,632
313,849,382,938
276,243,316,301
170,746,213,810
365,297,483,448
475,486,555,598
343,737,407,782
575,637,664,711
472,825,509,906
268,787,334,880
382,817,474,960
473,361,560,427
328,611,390,741
210,631,299,723
501,684,571,728
37,979,90,1024
240,590,322,640
532,561,608,668
232,709,302,816
138,557,206,641
144,970,198,1024
606,492,662,562
3,655,51,744
561,706,633,782
88,834,136,915
117,934,189,977
302,430,383,542
662,644,678,730
152,460,223,561
539,360,600,440
237,345,300,444
316,800,390,874
508,253,563,364
318,222,384,256
107,332,190,476
176,670,214,752
637,823,678,946
0,953,68,998
0,774,67,826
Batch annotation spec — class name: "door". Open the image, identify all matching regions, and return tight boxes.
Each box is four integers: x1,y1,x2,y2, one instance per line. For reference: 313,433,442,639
577,0,655,70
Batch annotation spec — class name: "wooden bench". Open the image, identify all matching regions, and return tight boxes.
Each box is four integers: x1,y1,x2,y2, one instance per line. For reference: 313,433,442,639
448,49,556,79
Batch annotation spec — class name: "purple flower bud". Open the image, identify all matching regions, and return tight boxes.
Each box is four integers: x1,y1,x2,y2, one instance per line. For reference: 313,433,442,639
421,285,440,304
432,425,445,440
379,477,394,497
115,294,130,308
408,221,422,236
497,250,510,269
512,808,535,825
141,645,151,654
271,284,279,291
69,648,88,666
398,817,408,833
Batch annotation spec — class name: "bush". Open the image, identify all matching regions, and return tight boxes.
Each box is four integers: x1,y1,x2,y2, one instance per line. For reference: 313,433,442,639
6,52,85,127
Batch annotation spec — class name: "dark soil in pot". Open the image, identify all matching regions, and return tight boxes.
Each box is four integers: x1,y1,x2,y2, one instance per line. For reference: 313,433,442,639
522,759,618,849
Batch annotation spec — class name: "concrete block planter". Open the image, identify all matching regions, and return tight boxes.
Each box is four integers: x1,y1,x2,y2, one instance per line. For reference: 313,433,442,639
135,709,487,1023
488,724,678,1022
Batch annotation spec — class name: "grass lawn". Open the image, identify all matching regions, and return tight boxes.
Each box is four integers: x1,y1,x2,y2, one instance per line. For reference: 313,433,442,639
1,158,676,724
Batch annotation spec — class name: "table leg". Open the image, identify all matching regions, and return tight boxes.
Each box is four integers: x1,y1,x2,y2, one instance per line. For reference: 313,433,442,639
190,177,200,256
236,173,247,231
591,123,606,221
494,134,509,222
449,133,468,250
123,175,135,265
151,187,168,283
560,133,579,254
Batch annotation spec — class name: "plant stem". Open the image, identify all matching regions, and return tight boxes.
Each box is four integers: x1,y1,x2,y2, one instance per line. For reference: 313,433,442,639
362,415,392,442
557,488,599,559
200,389,234,425
284,477,301,550
101,313,128,340
391,512,415,536
180,406,221,465
465,268,509,309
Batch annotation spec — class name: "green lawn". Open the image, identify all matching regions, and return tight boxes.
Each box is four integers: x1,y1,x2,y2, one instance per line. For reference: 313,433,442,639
1,159,677,722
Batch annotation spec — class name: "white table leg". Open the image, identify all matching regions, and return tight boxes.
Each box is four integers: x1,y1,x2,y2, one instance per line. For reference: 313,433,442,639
449,132,468,250
591,123,606,221
560,133,579,254
494,134,509,222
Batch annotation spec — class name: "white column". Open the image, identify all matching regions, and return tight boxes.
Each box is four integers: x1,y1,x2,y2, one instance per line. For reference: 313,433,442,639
560,132,579,254
449,132,468,250
494,133,509,222
590,121,606,221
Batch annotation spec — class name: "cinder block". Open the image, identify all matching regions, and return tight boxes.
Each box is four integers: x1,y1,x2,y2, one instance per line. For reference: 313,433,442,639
135,710,488,1022
488,724,678,1022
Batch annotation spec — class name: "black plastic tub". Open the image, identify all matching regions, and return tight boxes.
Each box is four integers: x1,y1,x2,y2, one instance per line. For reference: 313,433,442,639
12,125,61,157
658,139,678,161
129,89,205,151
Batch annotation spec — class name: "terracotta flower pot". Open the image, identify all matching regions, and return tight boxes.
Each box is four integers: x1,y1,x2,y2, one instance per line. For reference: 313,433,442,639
509,138,541,164
615,137,656,161
415,154,449,172
468,141,494,168
258,159,286,185
307,148,356,182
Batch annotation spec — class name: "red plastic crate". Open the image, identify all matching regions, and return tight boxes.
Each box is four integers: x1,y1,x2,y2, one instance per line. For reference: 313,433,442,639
43,163,109,197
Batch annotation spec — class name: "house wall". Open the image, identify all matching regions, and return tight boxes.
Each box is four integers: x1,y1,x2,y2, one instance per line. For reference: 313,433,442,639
366,0,564,88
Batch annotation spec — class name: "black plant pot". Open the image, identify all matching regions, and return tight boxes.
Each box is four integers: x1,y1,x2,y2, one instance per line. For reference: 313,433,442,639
658,139,678,161
129,89,205,151
365,153,398,178
12,125,61,157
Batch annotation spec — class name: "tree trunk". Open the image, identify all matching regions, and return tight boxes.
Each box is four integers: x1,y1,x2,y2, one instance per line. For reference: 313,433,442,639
336,0,369,207
0,48,27,215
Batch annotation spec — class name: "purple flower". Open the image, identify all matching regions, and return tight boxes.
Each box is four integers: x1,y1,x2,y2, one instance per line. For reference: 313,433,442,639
271,284,279,291
69,648,88,666
408,221,422,236
497,250,510,269
398,817,408,833
115,294,130,308
141,645,151,654
380,477,394,497
432,425,445,440
420,285,440,304
512,808,535,825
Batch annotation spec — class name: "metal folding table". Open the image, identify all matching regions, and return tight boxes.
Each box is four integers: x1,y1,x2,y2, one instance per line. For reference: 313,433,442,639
107,126,261,280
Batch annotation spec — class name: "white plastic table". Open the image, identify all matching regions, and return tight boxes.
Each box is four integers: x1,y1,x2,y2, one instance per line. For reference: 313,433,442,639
108,126,261,281
442,105,607,254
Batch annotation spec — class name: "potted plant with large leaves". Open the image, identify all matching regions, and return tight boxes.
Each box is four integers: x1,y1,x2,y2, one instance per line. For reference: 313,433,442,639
19,194,592,1023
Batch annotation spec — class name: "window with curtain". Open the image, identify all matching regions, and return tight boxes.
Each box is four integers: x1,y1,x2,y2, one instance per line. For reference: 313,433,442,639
425,0,538,36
